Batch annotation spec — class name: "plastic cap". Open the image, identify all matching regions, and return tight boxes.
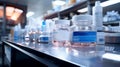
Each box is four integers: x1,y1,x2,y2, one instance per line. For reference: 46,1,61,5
42,20,46,25
95,1,100,6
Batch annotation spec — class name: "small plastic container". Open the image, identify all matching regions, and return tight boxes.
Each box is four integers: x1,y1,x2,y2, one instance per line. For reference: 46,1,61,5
52,20,71,46
71,15,96,47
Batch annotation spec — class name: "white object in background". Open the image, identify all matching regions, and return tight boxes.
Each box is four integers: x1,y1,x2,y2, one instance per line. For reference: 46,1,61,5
52,0,66,6
52,0,66,11
93,1,103,31
46,19,55,33
26,11,34,18
47,10,54,14
78,0,120,13
25,33,30,41
77,7,87,13
102,53,120,62
53,20,70,42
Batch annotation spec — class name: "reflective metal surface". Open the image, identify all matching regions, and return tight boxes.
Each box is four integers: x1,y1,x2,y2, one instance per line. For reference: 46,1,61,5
13,41,120,67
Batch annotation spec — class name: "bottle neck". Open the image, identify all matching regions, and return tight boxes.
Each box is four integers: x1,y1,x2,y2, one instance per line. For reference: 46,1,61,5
95,1,100,6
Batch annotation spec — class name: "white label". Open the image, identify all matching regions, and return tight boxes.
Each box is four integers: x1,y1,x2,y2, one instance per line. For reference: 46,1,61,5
54,30,70,41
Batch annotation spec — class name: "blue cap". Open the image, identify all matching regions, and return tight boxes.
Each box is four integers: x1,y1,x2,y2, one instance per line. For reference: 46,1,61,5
42,20,46,25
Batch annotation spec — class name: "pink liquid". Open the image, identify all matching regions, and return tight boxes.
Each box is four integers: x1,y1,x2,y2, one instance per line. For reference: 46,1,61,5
52,40,96,47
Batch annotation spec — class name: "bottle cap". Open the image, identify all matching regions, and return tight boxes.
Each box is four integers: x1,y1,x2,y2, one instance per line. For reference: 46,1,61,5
95,1,100,6
42,20,46,25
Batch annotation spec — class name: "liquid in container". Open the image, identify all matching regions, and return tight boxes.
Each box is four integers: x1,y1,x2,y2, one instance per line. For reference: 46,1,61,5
52,20,71,46
71,15,96,47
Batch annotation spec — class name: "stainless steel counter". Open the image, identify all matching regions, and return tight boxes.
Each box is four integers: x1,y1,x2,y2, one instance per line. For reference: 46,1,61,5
2,41,120,67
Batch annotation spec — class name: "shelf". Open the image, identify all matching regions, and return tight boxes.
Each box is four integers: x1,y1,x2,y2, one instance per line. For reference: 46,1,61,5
98,30,118,33
103,20,120,26
44,0,95,19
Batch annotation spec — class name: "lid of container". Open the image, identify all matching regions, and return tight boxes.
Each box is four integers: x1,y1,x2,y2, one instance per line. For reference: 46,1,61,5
72,15,92,26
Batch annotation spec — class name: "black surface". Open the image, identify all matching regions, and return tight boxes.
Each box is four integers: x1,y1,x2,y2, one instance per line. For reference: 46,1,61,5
3,41,120,67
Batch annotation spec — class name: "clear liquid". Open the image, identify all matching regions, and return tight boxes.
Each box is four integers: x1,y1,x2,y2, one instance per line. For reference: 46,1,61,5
71,31,96,47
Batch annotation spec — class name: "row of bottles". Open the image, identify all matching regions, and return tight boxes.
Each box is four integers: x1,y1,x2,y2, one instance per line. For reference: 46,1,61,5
12,1,104,47
12,16,102,47
24,20,51,43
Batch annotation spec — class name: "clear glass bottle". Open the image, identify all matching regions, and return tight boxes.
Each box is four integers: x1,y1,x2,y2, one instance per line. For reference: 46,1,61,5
52,20,71,47
38,20,50,43
71,15,96,47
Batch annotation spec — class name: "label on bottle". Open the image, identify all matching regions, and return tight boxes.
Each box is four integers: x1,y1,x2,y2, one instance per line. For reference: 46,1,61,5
97,32,105,44
72,31,96,43
25,34,30,41
54,30,70,41
39,37,49,42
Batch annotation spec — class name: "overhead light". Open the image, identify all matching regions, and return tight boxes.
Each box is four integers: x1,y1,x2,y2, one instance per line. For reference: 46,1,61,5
52,0,66,6
0,6,3,17
77,7,87,13
78,0,120,13
26,11,34,18
101,0,120,7
11,8,23,21
0,5,23,22
6,6,15,18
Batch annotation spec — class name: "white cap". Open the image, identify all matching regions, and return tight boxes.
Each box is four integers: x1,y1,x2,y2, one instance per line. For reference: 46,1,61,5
95,1,100,6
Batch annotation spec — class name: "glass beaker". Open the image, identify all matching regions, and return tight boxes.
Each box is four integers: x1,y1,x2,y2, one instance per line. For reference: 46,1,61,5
71,15,96,47
52,20,71,47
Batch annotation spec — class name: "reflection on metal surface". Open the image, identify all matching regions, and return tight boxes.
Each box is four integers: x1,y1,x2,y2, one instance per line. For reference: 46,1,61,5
102,53,120,61
105,46,115,52
72,49,79,57
24,42,29,46
52,40,96,47
65,46,102,58
10,41,120,67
